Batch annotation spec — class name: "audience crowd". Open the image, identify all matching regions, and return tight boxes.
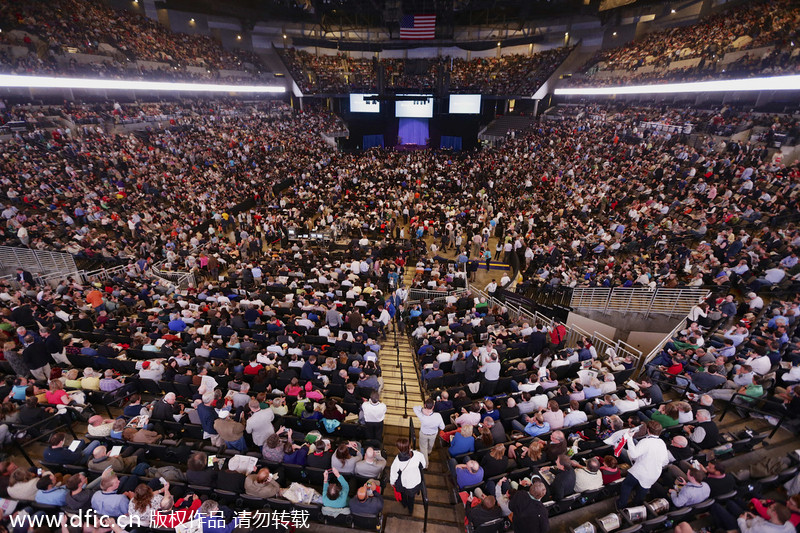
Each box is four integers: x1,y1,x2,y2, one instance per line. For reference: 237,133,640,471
569,0,800,86
278,48,572,95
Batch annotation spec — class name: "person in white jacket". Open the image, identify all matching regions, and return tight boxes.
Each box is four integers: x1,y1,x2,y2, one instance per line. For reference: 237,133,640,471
389,437,427,515
616,420,669,510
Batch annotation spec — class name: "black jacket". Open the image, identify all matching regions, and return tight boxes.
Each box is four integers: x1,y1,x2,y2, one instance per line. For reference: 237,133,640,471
549,468,576,501
23,341,51,370
508,492,549,533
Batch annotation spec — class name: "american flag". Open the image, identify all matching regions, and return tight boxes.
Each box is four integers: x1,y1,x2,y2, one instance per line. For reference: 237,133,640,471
399,14,436,40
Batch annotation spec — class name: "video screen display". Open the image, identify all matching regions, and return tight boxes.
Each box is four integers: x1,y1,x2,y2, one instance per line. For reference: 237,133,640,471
395,95,433,118
449,94,482,114
349,94,380,113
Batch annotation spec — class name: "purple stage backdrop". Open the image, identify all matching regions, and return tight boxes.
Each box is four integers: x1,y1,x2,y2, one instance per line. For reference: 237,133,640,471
398,118,429,146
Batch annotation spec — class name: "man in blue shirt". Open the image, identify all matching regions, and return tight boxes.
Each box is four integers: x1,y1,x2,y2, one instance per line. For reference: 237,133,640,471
422,361,444,381
35,474,68,505
512,413,551,437
452,460,485,489
91,474,132,518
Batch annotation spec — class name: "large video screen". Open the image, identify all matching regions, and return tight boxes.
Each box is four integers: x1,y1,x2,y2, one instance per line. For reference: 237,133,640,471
349,94,380,113
395,95,433,118
449,94,482,114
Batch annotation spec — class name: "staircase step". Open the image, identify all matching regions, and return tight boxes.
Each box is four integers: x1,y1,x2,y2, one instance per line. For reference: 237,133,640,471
383,515,462,533
383,501,458,523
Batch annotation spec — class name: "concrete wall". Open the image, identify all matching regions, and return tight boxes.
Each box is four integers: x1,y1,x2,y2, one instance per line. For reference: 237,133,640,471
567,312,617,341
625,331,667,357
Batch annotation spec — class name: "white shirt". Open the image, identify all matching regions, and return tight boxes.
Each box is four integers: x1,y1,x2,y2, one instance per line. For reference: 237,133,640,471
564,409,588,427
390,451,427,489
745,355,771,375
627,435,669,489
481,361,501,381
413,407,445,435
362,400,387,423
246,408,275,446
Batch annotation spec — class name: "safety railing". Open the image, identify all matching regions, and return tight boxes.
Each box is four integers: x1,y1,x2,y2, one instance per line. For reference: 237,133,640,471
407,287,468,304
471,284,643,367
0,245,78,278
149,264,196,290
570,286,710,318
635,316,688,377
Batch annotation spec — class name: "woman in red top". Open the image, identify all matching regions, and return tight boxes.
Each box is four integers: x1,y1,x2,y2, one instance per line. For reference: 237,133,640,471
600,455,622,484
45,380,70,406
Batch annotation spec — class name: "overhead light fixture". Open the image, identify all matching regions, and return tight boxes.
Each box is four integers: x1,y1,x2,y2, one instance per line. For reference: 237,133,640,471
555,74,800,95
189,18,195,23
237,35,242,40
612,31,617,36
0,74,287,93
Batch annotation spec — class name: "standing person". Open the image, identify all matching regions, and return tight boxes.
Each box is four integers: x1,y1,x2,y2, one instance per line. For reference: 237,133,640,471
389,438,426,515
413,399,445,464
361,392,387,442
616,420,669,510
508,480,549,533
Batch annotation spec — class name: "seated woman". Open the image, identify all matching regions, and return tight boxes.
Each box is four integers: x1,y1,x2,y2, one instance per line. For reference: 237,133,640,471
509,439,546,470
128,481,173,527
283,439,309,466
600,455,622,484
321,467,350,518
481,443,515,479
448,425,476,457
331,441,363,474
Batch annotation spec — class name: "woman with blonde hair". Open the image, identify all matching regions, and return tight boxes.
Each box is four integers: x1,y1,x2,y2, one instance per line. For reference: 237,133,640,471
509,439,546,469
481,443,515,478
448,424,475,457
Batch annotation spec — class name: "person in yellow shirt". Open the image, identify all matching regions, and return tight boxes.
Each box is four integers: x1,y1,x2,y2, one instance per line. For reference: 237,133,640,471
81,368,101,391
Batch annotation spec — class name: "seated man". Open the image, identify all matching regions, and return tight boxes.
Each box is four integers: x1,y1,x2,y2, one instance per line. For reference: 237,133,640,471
684,409,720,449
422,361,444,381
213,409,247,453
452,460,484,489
35,473,68,505
465,494,503,529
572,457,603,493
669,467,710,508
512,412,550,437
244,468,281,498
87,445,145,475
91,473,135,518
43,431,100,465
349,481,384,515
354,446,387,478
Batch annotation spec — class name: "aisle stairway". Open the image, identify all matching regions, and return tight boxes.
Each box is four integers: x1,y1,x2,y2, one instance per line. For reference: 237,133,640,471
379,267,464,533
